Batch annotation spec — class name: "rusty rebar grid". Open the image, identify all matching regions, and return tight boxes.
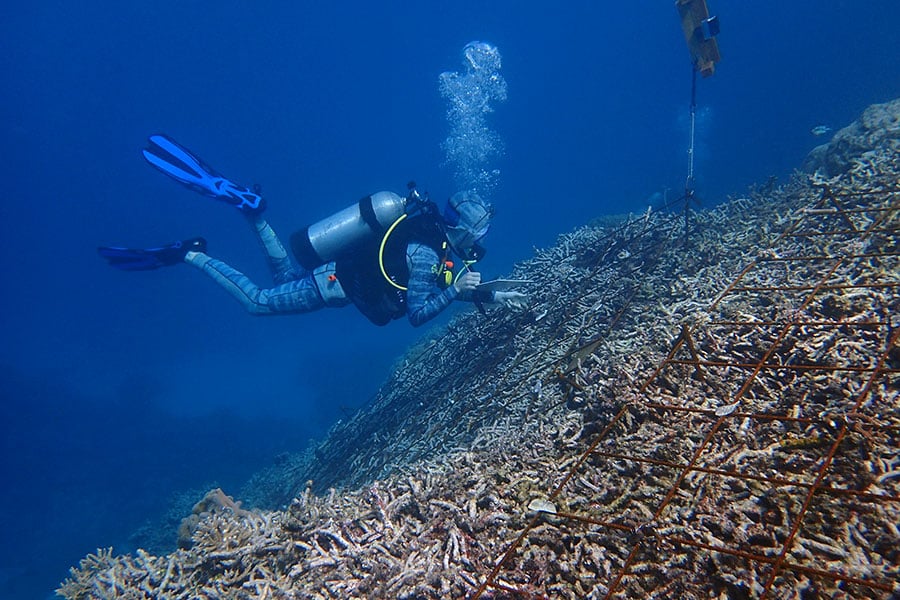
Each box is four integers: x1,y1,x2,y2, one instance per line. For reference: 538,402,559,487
470,182,899,598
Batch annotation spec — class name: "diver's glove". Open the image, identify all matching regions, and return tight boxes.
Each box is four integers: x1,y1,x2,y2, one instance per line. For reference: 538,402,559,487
453,271,481,293
494,291,528,310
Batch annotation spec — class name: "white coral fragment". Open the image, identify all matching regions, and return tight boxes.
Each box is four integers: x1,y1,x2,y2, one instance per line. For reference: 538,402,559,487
527,498,557,515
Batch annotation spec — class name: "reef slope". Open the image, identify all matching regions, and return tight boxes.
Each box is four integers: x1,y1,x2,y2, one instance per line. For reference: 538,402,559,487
60,102,899,599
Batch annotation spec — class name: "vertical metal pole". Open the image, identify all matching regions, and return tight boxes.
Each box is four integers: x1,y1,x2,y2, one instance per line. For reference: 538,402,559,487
687,66,697,189
684,67,698,244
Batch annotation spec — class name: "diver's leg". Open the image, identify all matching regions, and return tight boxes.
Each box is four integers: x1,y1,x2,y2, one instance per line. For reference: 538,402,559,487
184,252,348,315
246,215,303,284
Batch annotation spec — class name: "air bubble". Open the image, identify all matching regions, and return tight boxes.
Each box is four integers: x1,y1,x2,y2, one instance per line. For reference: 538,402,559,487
439,41,507,198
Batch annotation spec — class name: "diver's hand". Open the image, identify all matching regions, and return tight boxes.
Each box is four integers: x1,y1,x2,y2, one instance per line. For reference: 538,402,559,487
495,291,528,310
454,271,481,293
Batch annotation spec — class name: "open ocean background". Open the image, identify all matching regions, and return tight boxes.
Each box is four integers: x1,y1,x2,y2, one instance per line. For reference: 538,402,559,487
1,2,898,597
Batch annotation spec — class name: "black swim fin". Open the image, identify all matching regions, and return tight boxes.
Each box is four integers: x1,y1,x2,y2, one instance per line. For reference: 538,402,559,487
142,135,266,214
98,237,207,271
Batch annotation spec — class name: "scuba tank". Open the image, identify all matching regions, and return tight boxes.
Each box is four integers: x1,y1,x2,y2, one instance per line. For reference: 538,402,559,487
290,191,407,270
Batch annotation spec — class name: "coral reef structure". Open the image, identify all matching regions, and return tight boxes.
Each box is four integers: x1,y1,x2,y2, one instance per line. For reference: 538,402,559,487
60,102,899,599
803,97,900,176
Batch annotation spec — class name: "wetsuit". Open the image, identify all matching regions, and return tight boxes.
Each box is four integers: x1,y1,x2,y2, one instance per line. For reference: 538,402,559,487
185,215,489,326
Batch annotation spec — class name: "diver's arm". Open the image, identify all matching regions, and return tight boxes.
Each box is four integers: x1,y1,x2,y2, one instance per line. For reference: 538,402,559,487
406,243,459,327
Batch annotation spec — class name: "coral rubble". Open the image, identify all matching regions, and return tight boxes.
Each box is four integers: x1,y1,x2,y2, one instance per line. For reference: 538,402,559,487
60,103,899,599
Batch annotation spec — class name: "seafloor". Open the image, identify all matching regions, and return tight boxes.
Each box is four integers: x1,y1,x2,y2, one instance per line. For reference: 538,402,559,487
60,100,899,599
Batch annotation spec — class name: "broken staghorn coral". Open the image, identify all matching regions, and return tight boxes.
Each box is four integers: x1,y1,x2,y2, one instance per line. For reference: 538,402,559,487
60,101,900,599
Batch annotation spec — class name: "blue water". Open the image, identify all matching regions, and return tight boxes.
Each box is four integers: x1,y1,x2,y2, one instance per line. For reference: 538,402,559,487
1,2,898,597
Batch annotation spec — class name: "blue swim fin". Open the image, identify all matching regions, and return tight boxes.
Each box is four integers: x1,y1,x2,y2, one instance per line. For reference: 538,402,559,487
98,237,207,271
142,135,266,214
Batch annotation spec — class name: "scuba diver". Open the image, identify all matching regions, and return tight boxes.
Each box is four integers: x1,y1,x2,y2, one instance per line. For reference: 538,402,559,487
99,135,527,327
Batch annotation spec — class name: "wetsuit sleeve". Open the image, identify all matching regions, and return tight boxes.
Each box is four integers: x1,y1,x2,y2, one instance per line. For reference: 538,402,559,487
406,243,459,327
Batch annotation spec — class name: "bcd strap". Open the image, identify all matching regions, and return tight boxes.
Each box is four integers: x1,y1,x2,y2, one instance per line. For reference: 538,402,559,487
290,226,321,270
432,241,454,287
358,195,382,232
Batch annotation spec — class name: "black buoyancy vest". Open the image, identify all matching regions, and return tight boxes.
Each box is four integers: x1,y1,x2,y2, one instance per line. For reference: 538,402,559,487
336,214,446,326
